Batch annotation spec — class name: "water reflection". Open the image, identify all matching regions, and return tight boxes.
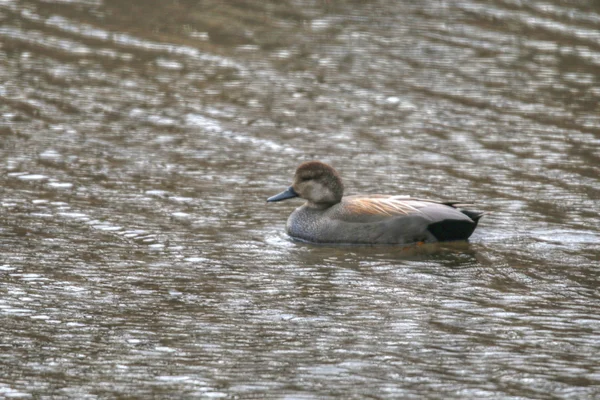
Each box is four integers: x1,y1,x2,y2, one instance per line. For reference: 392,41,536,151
1,0,600,398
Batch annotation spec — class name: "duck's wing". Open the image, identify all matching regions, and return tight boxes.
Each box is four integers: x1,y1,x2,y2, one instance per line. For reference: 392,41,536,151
344,195,429,217
344,195,483,221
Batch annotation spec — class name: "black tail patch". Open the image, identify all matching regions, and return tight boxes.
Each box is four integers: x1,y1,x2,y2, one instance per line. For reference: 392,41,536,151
427,219,477,242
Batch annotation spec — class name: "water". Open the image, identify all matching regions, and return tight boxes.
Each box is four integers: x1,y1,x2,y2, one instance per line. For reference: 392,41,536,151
1,0,599,398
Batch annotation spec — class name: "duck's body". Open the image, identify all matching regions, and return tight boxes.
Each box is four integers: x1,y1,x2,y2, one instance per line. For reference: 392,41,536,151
286,195,481,244
267,161,483,245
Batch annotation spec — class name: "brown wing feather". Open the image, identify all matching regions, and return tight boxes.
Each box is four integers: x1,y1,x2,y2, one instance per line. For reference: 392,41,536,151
346,196,421,216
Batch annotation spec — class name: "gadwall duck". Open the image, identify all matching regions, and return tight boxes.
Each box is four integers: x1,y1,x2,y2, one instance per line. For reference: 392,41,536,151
267,161,483,245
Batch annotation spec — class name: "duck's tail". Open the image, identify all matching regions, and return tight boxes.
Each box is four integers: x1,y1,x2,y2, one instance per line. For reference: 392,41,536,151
441,201,485,225
459,209,485,226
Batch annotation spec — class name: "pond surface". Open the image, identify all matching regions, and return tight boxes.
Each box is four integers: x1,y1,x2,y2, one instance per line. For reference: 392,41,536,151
1,0,600,398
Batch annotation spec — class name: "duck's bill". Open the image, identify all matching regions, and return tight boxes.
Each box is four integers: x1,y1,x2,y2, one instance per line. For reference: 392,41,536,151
267,186,298,202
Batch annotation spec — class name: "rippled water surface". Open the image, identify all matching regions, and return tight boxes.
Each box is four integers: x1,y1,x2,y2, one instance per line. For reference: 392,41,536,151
1,0,600,398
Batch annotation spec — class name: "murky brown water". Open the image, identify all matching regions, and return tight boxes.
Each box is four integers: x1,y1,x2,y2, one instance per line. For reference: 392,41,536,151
1,0,599,398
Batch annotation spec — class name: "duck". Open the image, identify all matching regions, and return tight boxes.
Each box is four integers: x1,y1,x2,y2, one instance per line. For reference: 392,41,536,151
267,161,483,245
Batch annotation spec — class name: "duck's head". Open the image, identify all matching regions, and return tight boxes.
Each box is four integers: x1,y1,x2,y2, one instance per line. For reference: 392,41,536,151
267,161,344,208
